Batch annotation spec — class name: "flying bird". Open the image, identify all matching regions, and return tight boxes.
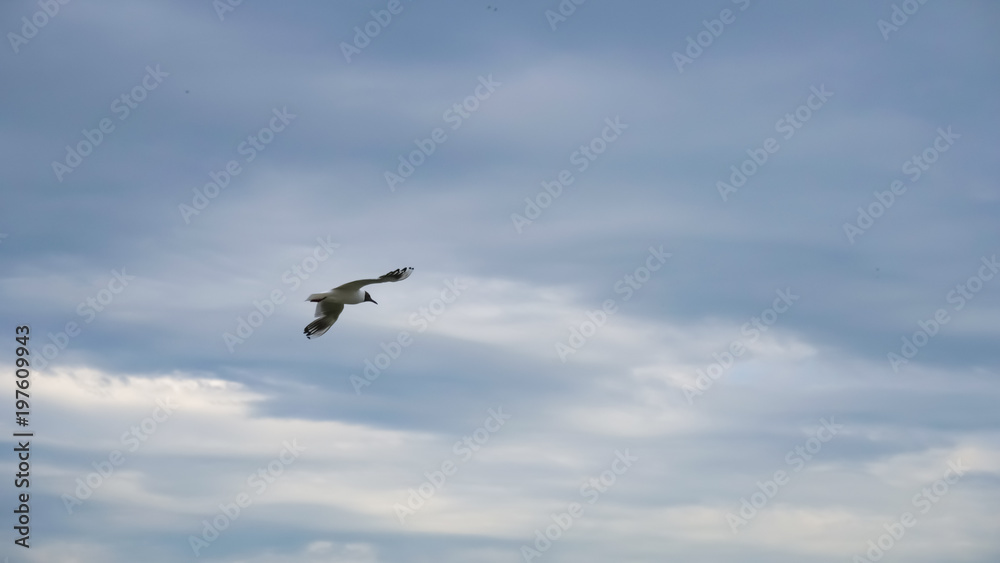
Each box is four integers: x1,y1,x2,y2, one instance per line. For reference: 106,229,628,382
303,267,414,339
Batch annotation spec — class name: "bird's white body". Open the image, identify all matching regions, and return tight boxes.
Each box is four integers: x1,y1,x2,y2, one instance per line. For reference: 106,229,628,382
307,287,367,305
304,267,413,339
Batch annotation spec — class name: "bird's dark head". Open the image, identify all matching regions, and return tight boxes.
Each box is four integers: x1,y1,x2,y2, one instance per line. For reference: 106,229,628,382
364,291,377,304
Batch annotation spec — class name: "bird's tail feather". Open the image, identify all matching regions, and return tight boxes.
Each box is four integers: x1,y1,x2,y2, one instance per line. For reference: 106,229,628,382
304,317,334,339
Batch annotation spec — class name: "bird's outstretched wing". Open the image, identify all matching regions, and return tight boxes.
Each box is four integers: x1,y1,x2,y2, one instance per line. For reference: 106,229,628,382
304,302,344,339
315,300,345,318
333,267,414,292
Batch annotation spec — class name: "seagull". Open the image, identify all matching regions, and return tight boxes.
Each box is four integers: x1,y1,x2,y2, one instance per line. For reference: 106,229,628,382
303,267,414,339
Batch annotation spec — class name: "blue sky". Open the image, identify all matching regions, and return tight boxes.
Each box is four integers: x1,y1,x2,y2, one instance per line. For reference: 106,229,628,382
2,0,999,561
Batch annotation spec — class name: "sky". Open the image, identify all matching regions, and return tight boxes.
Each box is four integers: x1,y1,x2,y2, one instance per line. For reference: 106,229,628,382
1,0,999,561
